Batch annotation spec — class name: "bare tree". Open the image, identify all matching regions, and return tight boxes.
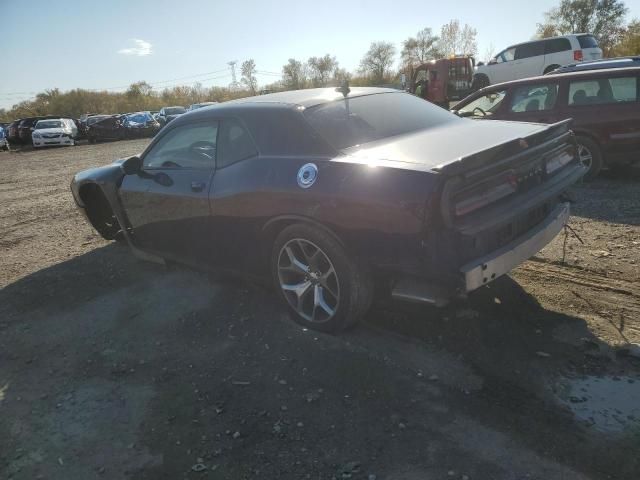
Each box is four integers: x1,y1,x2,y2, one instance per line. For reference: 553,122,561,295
536,0,628,54
483,42,496,63
401,27,440,69
281,58,307,90
460,24,478,57
359,41,397,84
333,67,352,85
438,20,478,56
439,20,461,56
307,54,339,87
241,59,258,95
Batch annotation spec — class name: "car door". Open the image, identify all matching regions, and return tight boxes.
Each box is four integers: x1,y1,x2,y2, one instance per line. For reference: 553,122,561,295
118,120,219,265
564,73,640,157
487,47,516,84
543,37,572,72
513,41,545,79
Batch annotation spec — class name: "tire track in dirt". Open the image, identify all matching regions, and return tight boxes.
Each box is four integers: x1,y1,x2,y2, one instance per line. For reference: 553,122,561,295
514,258,640,342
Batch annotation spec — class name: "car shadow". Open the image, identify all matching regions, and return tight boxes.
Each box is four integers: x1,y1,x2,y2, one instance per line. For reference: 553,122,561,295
1,245,639,479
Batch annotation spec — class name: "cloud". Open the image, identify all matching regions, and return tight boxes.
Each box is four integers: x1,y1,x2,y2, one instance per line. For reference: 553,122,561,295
118,39,152,56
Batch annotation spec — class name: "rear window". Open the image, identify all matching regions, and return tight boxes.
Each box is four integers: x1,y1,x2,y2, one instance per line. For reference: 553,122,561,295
304,92,457,150
578,35,599,49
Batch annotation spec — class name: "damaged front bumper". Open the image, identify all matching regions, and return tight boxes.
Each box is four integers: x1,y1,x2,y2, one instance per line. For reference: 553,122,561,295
460,202,570,291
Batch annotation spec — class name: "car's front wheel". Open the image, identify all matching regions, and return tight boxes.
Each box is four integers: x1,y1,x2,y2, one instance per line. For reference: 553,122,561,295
272,223,372,333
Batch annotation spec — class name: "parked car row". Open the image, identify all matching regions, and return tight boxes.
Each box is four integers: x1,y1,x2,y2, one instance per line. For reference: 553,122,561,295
2,103,220,149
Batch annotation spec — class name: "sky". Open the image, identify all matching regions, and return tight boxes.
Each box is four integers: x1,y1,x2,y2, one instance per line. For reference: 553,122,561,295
2,0,639,109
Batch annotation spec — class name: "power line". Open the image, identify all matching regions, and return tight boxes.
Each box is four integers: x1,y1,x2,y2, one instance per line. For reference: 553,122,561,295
0,66,233,97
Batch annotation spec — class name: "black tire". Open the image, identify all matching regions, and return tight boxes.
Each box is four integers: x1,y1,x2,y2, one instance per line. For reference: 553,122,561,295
271,223,373,333
544,64,560,75
575,135,603,180
471,74,490,91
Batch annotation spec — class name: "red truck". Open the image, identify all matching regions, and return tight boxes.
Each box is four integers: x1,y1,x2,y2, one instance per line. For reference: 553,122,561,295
408,56,475,107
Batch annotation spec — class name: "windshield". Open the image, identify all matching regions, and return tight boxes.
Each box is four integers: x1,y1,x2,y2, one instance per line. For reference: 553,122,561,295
457,90,507,117
126,112,153,123
35,120,64,129
87,116,110,125
304,92,457,150
165,107,186,115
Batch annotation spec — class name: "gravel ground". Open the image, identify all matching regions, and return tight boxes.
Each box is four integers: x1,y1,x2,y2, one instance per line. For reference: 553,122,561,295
1,141,639,480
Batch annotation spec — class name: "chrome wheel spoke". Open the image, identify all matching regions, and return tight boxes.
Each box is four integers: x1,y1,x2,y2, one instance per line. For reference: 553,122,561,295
282,280,312,310
314,285,335,317
319,267,338,299
578,146,592,168
282,246,309,274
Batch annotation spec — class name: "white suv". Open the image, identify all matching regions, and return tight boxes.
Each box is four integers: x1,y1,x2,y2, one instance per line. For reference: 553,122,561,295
473,34,603,89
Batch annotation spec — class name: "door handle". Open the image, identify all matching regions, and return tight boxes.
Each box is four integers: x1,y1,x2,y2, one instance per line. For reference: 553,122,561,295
191,181,206,192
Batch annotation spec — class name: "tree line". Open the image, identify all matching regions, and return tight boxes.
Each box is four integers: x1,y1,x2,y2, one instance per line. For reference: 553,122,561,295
1,0,638,122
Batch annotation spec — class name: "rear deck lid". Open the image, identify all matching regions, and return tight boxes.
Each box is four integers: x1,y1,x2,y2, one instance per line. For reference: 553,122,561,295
337,119,566,173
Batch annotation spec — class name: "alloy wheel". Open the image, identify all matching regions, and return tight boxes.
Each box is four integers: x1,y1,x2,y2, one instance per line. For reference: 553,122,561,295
578,144,593,170
277,238,340,323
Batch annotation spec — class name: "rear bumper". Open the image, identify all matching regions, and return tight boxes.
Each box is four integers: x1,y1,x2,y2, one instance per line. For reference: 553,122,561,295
460,202,570,291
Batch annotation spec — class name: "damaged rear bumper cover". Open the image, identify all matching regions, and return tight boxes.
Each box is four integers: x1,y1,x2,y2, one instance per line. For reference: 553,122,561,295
461,202,570,291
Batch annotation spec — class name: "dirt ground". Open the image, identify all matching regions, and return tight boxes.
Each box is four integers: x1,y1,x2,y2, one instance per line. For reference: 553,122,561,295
1,141,639,480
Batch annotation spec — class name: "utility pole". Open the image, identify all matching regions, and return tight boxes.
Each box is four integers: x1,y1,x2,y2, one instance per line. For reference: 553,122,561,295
228,61,240,91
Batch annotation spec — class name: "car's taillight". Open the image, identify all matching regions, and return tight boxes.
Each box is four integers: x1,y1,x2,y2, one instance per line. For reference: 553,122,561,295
573,50,583,61
454,176,517,217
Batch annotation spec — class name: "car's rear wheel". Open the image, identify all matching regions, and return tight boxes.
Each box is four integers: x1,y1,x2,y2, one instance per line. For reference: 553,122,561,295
575,135,602,180
272,223,372,333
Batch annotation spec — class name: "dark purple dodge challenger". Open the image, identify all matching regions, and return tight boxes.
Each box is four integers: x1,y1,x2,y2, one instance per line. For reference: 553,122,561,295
71,87,585,332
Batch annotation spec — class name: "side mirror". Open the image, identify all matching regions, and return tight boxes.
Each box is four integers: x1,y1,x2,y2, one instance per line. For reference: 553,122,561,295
121,155,142,175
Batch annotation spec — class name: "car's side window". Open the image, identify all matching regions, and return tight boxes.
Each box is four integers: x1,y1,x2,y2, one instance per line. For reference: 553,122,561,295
458,90,507,117
510,83,559,112
216,119,258,168
609,77,638,102
515,41,544,60
544,38,571,54
569,77,638,106
143,121,218,169
496,48,515,63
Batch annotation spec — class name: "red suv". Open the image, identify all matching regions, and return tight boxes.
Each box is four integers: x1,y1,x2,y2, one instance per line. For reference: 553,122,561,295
452,66,640,178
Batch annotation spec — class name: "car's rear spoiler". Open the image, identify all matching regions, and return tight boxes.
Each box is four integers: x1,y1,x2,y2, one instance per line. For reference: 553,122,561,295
432,119,574,179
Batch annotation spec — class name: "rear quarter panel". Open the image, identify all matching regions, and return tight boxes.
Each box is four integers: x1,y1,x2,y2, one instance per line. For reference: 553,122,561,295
208,155,441,276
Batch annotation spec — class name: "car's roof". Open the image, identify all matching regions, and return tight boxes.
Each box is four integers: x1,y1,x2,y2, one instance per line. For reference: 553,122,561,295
504,33,592,50
184,88,401,121
550,56,640,73
229,87,399,108
476,65,640,92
